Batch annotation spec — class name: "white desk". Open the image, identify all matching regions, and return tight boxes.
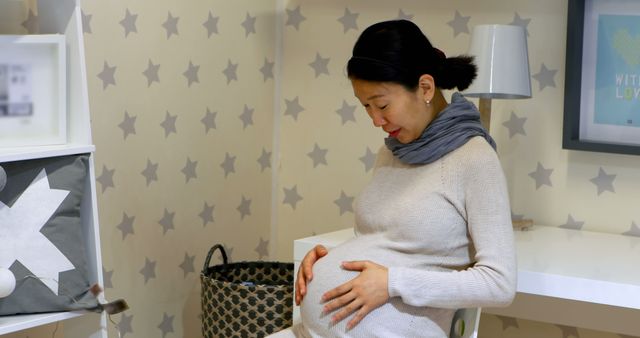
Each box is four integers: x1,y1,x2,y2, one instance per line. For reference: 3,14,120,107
293,226,640,336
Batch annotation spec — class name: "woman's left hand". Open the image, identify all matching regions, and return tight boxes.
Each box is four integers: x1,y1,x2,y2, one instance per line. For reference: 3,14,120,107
321,260,389,330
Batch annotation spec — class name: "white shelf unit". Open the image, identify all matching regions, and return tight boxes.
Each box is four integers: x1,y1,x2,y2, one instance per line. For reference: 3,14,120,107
0,0,106,337
293,226,640,337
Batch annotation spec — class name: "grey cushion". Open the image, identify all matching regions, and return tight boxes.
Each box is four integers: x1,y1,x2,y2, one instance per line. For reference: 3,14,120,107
0,154,98,315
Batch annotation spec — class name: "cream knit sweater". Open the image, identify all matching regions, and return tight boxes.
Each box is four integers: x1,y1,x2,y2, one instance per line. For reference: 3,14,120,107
273,137,516,338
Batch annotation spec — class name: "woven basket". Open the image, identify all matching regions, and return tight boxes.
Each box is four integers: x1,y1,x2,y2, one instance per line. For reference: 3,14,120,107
201,244,294,338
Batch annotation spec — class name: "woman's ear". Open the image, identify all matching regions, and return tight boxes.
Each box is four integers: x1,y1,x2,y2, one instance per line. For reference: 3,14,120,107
418,74,435,103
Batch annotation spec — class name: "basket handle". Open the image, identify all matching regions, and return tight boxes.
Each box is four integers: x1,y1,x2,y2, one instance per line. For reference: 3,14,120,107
203,244,228,273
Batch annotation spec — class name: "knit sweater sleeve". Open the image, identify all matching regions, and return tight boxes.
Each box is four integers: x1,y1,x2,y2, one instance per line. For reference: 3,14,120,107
386,139,517,309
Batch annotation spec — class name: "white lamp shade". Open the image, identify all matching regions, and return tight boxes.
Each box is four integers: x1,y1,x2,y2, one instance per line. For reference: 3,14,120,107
463,24,532,99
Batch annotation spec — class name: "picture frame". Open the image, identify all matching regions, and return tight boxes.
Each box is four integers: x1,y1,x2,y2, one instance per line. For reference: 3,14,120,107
563,0,640,156
0,34,66,148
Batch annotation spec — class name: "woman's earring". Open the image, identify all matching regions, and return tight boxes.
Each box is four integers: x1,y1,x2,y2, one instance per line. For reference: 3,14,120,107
426,100,431,105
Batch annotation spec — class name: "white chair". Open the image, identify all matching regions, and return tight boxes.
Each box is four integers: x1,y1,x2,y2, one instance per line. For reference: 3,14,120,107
450,308,481,338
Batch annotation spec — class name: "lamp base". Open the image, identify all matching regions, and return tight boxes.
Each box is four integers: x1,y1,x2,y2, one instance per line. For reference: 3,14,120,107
479,98,492,132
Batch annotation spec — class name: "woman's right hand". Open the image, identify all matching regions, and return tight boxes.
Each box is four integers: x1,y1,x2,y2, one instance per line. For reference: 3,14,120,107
295,245,328,305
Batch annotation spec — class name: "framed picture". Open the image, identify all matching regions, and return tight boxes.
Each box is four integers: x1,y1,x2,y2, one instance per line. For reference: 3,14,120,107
563,0,640,155
0,34,66,148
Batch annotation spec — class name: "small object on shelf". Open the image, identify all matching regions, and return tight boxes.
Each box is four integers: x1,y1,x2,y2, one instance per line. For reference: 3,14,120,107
0,34,67,148
0,267,16,298
512,218,534,231
100,299,130,315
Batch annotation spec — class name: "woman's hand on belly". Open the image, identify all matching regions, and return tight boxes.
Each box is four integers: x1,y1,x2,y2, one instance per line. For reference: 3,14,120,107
296,245,328,305
321,260,389,330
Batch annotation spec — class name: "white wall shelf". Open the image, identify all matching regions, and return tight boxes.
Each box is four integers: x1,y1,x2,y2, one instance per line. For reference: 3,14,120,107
0,0,106,337
293,225,640,336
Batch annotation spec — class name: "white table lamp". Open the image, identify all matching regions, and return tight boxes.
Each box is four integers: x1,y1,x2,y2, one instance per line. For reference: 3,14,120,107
463,24,532,132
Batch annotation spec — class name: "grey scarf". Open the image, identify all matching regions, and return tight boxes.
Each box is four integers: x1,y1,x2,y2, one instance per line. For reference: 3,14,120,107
385,92,496,165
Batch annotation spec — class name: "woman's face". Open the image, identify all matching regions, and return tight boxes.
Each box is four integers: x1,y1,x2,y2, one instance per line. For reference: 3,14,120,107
351,78,433,144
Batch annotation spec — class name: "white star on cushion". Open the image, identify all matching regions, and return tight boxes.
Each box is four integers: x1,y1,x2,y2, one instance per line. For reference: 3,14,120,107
0,170,73,295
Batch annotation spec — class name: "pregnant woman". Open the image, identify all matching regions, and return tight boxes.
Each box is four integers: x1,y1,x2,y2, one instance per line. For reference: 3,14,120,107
270,19,516,338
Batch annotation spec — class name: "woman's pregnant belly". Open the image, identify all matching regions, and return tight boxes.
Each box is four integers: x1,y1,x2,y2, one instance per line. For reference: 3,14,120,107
298,234,453,337
299,236,370,335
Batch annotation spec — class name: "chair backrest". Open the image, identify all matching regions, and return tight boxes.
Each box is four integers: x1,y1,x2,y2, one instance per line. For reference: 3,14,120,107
449,308,481,338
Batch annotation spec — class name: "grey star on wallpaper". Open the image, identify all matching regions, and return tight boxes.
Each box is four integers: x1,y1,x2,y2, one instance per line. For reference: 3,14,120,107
284,96,304,120
241,12,256,37
309,53,330,77
158,208,175,235
141,159,159,186
140,257,156,284
509,12,531,37
199,202,215,226
223,59,238,84
283,185,303,210
255,237,269,259
102,266,114,288
117,212,135,240
359,147,376,172
447,10,471,37
590,167,616,195
258,148,272,172
528,162,553,189
338,8,359,33
97,165,115,193
260,58,275,82
623,221,640,237
496,315,519,330
97,61,117,90
221,152,236,178
142,59,160,87
183,61,200,87
559,214,584,230
179,253,195,277
286,6,306,30
158,313,174,338
22,9,38,34
308,143,328,168
239,104,254,129
162,12,179,39
336,100,356,125
201,108,217,133
334,191,354,215
181,157,198,183
502,111,527,138
556,325,580,338
161,111,177,138
397,9,414,21
203,11,219,38
119,9,138,37
82,10,92,34
118,111,136,140
117,313,134,337
532,63,557,91
237,196,252,220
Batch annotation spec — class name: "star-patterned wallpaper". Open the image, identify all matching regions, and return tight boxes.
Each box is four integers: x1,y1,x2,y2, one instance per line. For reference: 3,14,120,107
4,0,640,338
